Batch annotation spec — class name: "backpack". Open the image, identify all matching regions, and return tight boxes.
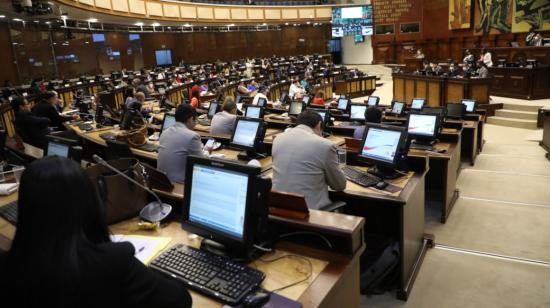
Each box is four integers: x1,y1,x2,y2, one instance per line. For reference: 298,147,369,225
360,238,400,295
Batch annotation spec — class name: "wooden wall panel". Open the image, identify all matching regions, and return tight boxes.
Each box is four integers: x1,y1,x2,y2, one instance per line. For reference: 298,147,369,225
405,79,415,103
394,78,404,101
446,83,464,103
129,0,146,15
163,4,180,18
0,24,22,84
427,81,440,107
416,80,427,99
112,0,129,12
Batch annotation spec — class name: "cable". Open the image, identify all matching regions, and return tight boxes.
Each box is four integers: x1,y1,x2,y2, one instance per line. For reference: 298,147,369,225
253,244,273,252
257,254,313,293
278,231,333,249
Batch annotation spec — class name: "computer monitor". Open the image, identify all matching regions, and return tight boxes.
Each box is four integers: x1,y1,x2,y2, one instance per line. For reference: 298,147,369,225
391,101,405,116
337,98,350,111
182,155,268,259
302,95,311,106
45,140,70,158
446,103,466,119
307,108,330,127
422,106,447,118
256,97,267,107
461,99,476,113
230,118,266,160
357,124,408,179
288,101,305,117
161,113,176,133
207,101,219,119
411,98,426,111
350,104,367,122
407,112,440,146
279,92,289,104
245,105,264,119
44,135,81,162
367,96,380,107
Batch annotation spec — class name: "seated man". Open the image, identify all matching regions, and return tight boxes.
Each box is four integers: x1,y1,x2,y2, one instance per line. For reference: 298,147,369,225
158,104,209,183
210,97,238,136
32,91,77,130
251,86,268,106
11,96,50,149
272,110,346,209
125,92,145,111
353,106,382,140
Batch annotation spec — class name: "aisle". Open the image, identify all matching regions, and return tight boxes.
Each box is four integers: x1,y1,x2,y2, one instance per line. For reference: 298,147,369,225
362,124,550,307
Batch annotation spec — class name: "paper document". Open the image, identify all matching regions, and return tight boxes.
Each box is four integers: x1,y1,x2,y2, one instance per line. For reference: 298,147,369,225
111,234,171,264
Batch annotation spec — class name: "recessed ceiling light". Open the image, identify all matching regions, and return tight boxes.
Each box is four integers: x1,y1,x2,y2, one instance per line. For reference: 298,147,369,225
183,23,192,27
262,23,267,26
203,26,207,29
152,22,160,27
33,20,39,23
13,18,23,22
60,15,68,20
285,23,289,25
307,21,311,24
135,22,144,26
88,18,98,23
227,24,235,27
0,15,6,18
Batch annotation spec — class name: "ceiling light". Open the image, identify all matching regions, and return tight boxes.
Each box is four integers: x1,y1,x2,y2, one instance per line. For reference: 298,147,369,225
167,26,171,29
0,15,6,18
307,21,311,24
227,24,235,27
285,22,289,25
60,15,68,20
45,21,51,24
33,20,39,23
152,22,160,27
203,26,207,29
135,22,144,26
88,18,98,23
13,18,23,22
262,23,267,26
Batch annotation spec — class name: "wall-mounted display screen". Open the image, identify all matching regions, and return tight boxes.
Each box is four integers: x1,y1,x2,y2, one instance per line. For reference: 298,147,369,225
354,34,365,43
332,6,374,37
129,34,140,41
400,22,420,33
155,49,173,66
92,33,105,42
375,24,395,35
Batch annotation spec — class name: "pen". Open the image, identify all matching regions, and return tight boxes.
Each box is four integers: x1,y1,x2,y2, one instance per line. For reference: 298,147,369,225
138,246,145,253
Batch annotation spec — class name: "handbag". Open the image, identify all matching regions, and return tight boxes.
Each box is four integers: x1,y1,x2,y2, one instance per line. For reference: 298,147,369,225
85,158,148,224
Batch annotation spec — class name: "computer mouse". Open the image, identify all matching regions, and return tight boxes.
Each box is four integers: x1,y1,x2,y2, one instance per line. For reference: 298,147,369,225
375,181,388,190
247,159,261,167
242,289,270,308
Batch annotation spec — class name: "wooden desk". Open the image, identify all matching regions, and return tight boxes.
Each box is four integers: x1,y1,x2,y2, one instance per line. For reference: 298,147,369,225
489,66,550,100
445,117,480,165
334,76,376,99
393,73,491,106
0,195,365,308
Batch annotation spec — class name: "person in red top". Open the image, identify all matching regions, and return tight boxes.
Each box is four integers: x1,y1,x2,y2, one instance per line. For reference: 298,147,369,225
312,90,325,106
190,90,200,108
189,83,200,99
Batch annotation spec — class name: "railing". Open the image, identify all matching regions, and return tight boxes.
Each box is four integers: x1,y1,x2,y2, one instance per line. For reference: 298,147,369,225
56,0,334,23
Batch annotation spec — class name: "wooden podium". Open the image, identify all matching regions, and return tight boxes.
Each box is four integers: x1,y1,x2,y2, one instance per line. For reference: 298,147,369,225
404,58,424,73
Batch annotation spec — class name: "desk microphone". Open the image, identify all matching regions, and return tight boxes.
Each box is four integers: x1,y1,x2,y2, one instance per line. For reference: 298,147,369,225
92,154,172,222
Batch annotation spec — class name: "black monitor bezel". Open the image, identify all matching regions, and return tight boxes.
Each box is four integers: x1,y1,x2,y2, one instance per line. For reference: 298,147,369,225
207,101,219,119
357,123,408,169
245,105,265,119
461,99,477,113
407,112,441,139
182,155,261,250
446,103,466,119
349,103,368,121
256,97,268,107
302,95,312,106
391,101,405,115
336,97,350,111
160,113,176,133
366,96,380,107
307,107,330,126
229,117,265,152
410,98,426,111
288,101,305,117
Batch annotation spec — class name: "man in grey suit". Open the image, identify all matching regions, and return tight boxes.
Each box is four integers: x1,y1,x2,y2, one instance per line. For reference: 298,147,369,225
272,110,347,209
158,104,209,183
210,97,238,136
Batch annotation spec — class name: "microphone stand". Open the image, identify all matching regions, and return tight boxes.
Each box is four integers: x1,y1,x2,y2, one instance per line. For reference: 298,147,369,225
92,154,172,222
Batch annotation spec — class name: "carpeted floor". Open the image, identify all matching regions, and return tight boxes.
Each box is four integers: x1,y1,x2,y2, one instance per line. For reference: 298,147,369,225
356,65,550,307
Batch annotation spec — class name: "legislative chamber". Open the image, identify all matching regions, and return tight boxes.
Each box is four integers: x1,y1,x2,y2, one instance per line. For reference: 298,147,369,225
0,0,549,307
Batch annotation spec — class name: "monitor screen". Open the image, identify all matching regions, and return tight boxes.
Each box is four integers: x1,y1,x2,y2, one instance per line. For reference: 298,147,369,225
354,34,365,43
155,49,172,66
337,98,349,110
350,104,367,121
462,99,476,112
208,102,218,118
360,127,402,164
129,33,140,41
92,33,105,42
411,98,425,110
162,114,176,132
361,26,374,36
256,97,267,107
367,96,379,107
408,114,438,137
232,119,260,148
302,96,311,105
279,92,288,103
317,110,327,123
332,6,373,37
188,164,248,239
289,101,304,116
245,106,262,118
392,102,404,115
446,103,464,118
47,141,70,158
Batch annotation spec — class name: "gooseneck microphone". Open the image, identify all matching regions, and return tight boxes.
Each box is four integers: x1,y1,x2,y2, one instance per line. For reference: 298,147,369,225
92,154,172,222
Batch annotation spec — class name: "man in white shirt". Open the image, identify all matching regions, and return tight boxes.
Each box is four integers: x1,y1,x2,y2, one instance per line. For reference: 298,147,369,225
288,79,305,100
252,86,268,105
481,48,493,67
210,97,238,136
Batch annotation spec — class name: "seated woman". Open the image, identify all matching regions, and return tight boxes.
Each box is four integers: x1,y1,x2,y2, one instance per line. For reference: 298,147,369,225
312,90,326,106
10,96,50,149
0,157,192,307
190,90,200,109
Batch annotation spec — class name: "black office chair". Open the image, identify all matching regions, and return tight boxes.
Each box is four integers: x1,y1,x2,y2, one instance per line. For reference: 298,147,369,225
105,140,134,160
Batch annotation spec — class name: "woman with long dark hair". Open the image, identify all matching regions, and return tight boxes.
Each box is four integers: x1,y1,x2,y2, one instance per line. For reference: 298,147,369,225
0,157,192,307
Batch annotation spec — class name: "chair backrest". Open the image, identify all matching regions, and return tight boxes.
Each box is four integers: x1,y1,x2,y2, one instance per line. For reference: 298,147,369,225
105,139,134,160
0,103,16,138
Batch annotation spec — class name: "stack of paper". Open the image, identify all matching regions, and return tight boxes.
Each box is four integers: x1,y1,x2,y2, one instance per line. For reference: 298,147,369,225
111,234,171,264
0,183,18,195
